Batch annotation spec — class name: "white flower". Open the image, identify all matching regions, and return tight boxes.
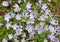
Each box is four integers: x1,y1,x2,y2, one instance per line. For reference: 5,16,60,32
8,12,15,18
5,12,15,22
51,38,59,42
13,4,21,12
48,25,56,33
29,33,34,38
12,24,23,30
39,0,43,4
22,33,26,38
45,9,53,17
48,34,55,40
50,18,58,25
14,7,21,12
8,34,13,40
12,24,23,35
35,24,40,31
37,26,44,34
14,39,19,42
44,39,48,42
2,38,7,42
35,25,43,34
13,4,19,8
26,25,34,33
21,38,26,42
26,2,32,10
26,20,34,24
13,33,18,39
6,22,11,29
12,24,18,30
5,14,11,22
55,26,60,34
2,1,9,7
16,28,23,35
15,14,21,20
25,12,30,17
41,4,48,11
0,23,3,27
29,13,36,20
44,25,49,31
40,14,49,21
18,0,22,4
37,29,43,34
48,0,51,2
39,22,46,27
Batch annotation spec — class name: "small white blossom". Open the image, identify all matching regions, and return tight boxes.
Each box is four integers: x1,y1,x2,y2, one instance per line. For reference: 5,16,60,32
13,4,19,8
26,2,32,10
35,24,43,34
50,18,58,25
39,0,43,5
8,34,13,40
13,33,18,39
39,22,46,27
5,14,11,22
26,25,35,33
2,38,7,42
14,39,19,42
48,0,51,2
2,1,9,7
26,20,34,24
13,4,21,12
12,24,23,35
44,39,48,42
15,14,22,20
29,13,36,20
5,12,15,22
9,12,15,18
16,28,23,35
29,33,34,39
14,7,21,12
40,14,49,21
18,0,22,4
50,38,59,42
48,25,56,33
35,24,40,31
21,38,26,42
6,22,11,29
44,25,49,31
12,24,23,30
55,26,60,34
48,34,55,40
37,29,43,34
22,33,26,38
25,12,30,17
45,9,53,17
12,24,18,30
41,4,48,11
0,23,3,27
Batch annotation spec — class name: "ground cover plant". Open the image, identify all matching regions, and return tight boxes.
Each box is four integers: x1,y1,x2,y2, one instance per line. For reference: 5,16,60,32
0,0,60,42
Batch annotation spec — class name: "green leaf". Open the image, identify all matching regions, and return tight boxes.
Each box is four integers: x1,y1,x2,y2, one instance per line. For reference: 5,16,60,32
21,17,29,22
45,18,50,23
43,0,48,3
52,0,57,3
34,18,40,24
11,0,18,3
7,28,16,34
56,34,60,39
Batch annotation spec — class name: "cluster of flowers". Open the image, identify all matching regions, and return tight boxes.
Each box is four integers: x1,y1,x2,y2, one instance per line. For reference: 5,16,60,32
0,0,60,42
